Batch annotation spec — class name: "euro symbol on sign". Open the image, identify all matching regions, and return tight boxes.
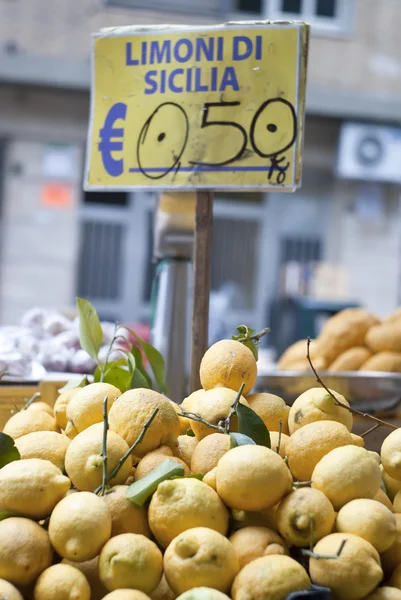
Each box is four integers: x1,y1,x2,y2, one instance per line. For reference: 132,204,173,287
98,102,127,177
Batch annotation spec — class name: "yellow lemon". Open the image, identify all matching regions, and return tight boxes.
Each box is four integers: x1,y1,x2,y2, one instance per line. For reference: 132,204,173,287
203,467,217,491
0,579,23,600
383,469,401,501
365,588,401,600
33,564,90,600
26,401,54,416
309,533,383,600
98,533,163,593
3,410,59,439
176,590,230,600
232,555,310,600
150,575,176,600
64,423,132,492
0,517,53,586
135,451,189,480
190,433,231,475
381,514,401,576
62,557,108,600
65,382,121,435
0,458,70,519
148,478,229,548
189,388,249,440
103,485,151,538
269,432,290,459
49,491,112,561
287,420,362,482
382,430,401,482
288,388,353,434
336,499,396,553
174,435,198,467
229,526,288,569
216,445,292,511
54,388,80,430
108,389,180,457
170,401,191,434
200,339,257,396
164,527,239,595
103,592,152,600
15,431,70,471
311,445,381,510
375,488,393,511
246,393,290,434
277,488,335,547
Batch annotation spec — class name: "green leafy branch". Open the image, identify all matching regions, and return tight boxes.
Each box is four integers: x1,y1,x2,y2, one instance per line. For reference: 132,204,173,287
232,325,270,360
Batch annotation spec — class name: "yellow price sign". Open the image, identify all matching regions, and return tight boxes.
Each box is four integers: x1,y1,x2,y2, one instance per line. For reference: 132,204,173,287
85,22,309,192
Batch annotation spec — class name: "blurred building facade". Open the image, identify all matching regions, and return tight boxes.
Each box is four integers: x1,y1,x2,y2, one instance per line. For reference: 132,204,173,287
0,0,401,333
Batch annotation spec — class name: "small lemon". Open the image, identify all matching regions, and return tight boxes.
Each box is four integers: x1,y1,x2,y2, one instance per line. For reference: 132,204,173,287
336,499,396,553
381,514,401,575
375,488,393,511
3,410,59,439
383,469,401,501
382,430,401,482
65,423,132,492
99,533,163,593
49,491,111,561
164,527,239,595
103,592,152,600
109,389,180,457
181,390,205,413
311,445,381,510
216,445,292,511
233,505,279,532
229,526,288,569
54,388,80,430
170,401,191,434
174,435,198,467
246,393,290,434
269,432,289,459
148,478,229,548
150,574,176,600
26,401,54,416
135,450,189,481
0,517,53,585
62,557,108,600
287,420,362,482
65,382,121,434
189,388,249,440
232,555,310,600
277,488,335,547
0,579,23,600
200,339,257,396
176,590,230,600
288,388,353,434
33,564,90,600
103,485,151,538
203,467,217,491
365,588,401,600
15,431,70,471
309,533,383,600
190,433,231,475
0,458,70,519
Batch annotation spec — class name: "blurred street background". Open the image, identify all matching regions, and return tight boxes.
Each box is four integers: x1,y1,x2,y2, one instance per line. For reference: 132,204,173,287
0,0,401,358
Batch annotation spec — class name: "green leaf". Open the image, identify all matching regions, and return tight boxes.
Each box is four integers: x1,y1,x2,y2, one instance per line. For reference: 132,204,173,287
229,432,256,448
0,433,20,469
236,403,271,448
0,511,16,521
127,459,185,507
127,348,152,390
76,297,103,363
95,360,130,393
243,340,258,361
58,376,89,394
186,429,195,437
127,329,168,395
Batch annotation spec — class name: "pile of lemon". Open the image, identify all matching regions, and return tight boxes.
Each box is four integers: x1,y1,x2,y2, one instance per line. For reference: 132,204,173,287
3,339,401,600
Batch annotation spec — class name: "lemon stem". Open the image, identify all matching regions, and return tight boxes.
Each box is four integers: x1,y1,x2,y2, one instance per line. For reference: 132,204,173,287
276,419,283,454
108,407,159,482
224,382,246,433
23,392,41,410
306,337,399,432
178,408,225,434
293,481,312,488
302,538,347,560
249,327,270,342
99,323,121,382
100,396,109,496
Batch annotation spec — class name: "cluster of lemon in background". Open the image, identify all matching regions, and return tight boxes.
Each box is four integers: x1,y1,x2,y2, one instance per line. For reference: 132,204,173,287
3,338,401,599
